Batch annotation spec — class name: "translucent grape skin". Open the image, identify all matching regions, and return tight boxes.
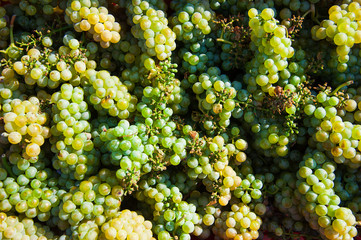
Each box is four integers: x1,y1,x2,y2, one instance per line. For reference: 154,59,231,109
0,3,361,240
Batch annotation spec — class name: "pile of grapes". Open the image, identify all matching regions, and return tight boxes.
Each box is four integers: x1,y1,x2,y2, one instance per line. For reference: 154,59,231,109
1,0,361,239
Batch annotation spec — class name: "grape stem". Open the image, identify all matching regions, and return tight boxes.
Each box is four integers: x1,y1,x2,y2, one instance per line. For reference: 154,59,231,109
216,38,234,45
301,4,320,25
330,80,353,95
9,15,15,44
283,25,289,39
2,14,13,46
216,18,236,45
45,25,72,36
196,95,207,115
0,15,23,56
1,154,16,178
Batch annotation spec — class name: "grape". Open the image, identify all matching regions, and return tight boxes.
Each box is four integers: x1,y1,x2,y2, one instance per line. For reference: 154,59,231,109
0,7,9,49
125,0,176,67
0,1,359,240
65,1,121,47
50,84,98,180
3,99,49,159
211,202,262,240
312,1,361,66
297,151,357,239
246,7,295,93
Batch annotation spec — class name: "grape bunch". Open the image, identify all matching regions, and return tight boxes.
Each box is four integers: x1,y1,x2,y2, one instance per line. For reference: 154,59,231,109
50,84,98,180
312,2,361,67
126,0,176,64
180,134,246,206
211,202,262,240
97,120,154,189
58,170,123,233
65,0,121,48
0,212,63,240
0,1,361,240
99,209,154,240
192,67,238,132
141,59,190,114
135,173,203,240
84,69,138,119
3,98,50,159
0,161,60,222
246,8,295,95
170,1,214,43
297,151,358,240
11,34,89,89
303,89,361,168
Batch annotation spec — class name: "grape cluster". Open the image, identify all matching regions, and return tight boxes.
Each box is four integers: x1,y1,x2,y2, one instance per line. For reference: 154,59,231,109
171,1,214,42
140,60,190,114
3,98,50,159
65,0,121,48
246,8,295,95
0,212,63,240
181,134,248,206
325,47,361,85
136,173,203,240
50,84,98,180
126,0,176,64
99,210,154,240
303,89,361,168
191,67,239,132
97,120,154,188
1,1,361,240
85,69,137,119
58,170,123,233
312,2,361,67
88,76,191,191
0,162,59,222
233,174,263,204
297,152,358,239
12,35,89,89
212,202,262,240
